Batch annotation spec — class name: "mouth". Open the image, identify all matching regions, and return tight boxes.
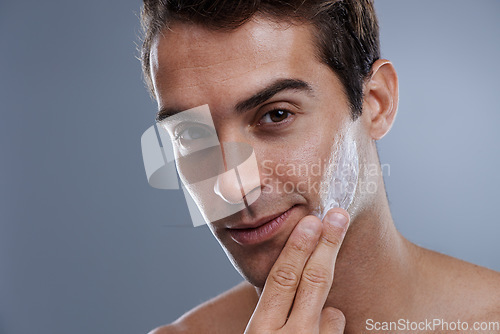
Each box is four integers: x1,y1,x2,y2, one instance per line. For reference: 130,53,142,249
226,205,298,245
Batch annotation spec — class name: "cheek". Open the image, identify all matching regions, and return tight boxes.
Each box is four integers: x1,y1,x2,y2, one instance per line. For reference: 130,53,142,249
315,126,360,219
256,133,329,201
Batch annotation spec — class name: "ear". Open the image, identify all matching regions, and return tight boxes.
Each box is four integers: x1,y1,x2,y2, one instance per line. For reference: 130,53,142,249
362,59,399,140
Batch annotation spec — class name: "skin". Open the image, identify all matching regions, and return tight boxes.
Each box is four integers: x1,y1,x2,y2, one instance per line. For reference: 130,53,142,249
147,16,500,334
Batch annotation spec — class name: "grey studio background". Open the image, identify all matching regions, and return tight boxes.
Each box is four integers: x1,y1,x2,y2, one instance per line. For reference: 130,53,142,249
1,1,499,334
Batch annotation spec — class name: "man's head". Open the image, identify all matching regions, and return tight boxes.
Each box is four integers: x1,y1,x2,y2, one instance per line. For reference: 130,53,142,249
141,0,398,288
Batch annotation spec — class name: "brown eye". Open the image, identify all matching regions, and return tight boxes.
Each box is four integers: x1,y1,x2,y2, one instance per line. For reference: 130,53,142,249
261,109,291,124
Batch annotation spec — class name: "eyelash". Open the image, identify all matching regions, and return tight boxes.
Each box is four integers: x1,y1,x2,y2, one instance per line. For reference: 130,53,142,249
258,108,295,126
173,123,213,142
171,108,296,142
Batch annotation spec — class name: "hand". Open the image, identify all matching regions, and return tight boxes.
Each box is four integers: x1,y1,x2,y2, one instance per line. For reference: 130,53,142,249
244,209,350,334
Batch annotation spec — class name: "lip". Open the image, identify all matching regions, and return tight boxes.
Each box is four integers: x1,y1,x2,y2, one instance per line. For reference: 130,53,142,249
227,205,297,245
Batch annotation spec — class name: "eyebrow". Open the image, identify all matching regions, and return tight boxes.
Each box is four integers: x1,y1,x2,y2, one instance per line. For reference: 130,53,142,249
156,78,313,122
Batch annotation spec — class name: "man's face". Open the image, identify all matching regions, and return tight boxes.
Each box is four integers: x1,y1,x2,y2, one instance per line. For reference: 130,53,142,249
150,17,360,288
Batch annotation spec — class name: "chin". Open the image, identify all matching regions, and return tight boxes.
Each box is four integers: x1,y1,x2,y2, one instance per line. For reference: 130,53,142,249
224,240,285,289
235,261,274,290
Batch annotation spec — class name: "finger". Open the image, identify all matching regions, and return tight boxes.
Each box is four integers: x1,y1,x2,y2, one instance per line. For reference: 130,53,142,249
287,208,349,326
250,215,322,330
319,307,346,333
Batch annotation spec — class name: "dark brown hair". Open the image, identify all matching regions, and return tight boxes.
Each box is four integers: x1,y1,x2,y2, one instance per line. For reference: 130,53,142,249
140,0,380,120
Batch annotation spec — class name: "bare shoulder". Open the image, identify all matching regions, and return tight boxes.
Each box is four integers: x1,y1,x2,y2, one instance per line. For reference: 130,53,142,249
419,247,500,318
463,263,500,324
148,281,259,334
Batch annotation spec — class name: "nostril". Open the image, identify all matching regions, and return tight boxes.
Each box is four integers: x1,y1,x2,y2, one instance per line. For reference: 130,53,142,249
214,168,246,205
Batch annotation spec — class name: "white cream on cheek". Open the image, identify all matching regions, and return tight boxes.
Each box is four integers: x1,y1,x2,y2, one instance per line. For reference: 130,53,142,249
314,126,359,220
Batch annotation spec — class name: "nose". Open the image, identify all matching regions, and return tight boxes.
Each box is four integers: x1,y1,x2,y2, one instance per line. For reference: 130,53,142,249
214,168,245,204
214,142,261,205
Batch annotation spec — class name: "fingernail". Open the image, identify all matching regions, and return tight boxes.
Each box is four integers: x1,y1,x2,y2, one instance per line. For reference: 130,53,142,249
300,219,320,236
326,212,348,229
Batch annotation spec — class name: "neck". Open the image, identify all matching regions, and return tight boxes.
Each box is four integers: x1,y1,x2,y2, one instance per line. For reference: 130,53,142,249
327,191,420,332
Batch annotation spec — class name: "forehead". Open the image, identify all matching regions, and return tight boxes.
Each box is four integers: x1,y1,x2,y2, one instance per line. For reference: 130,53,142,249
150,17,326,108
